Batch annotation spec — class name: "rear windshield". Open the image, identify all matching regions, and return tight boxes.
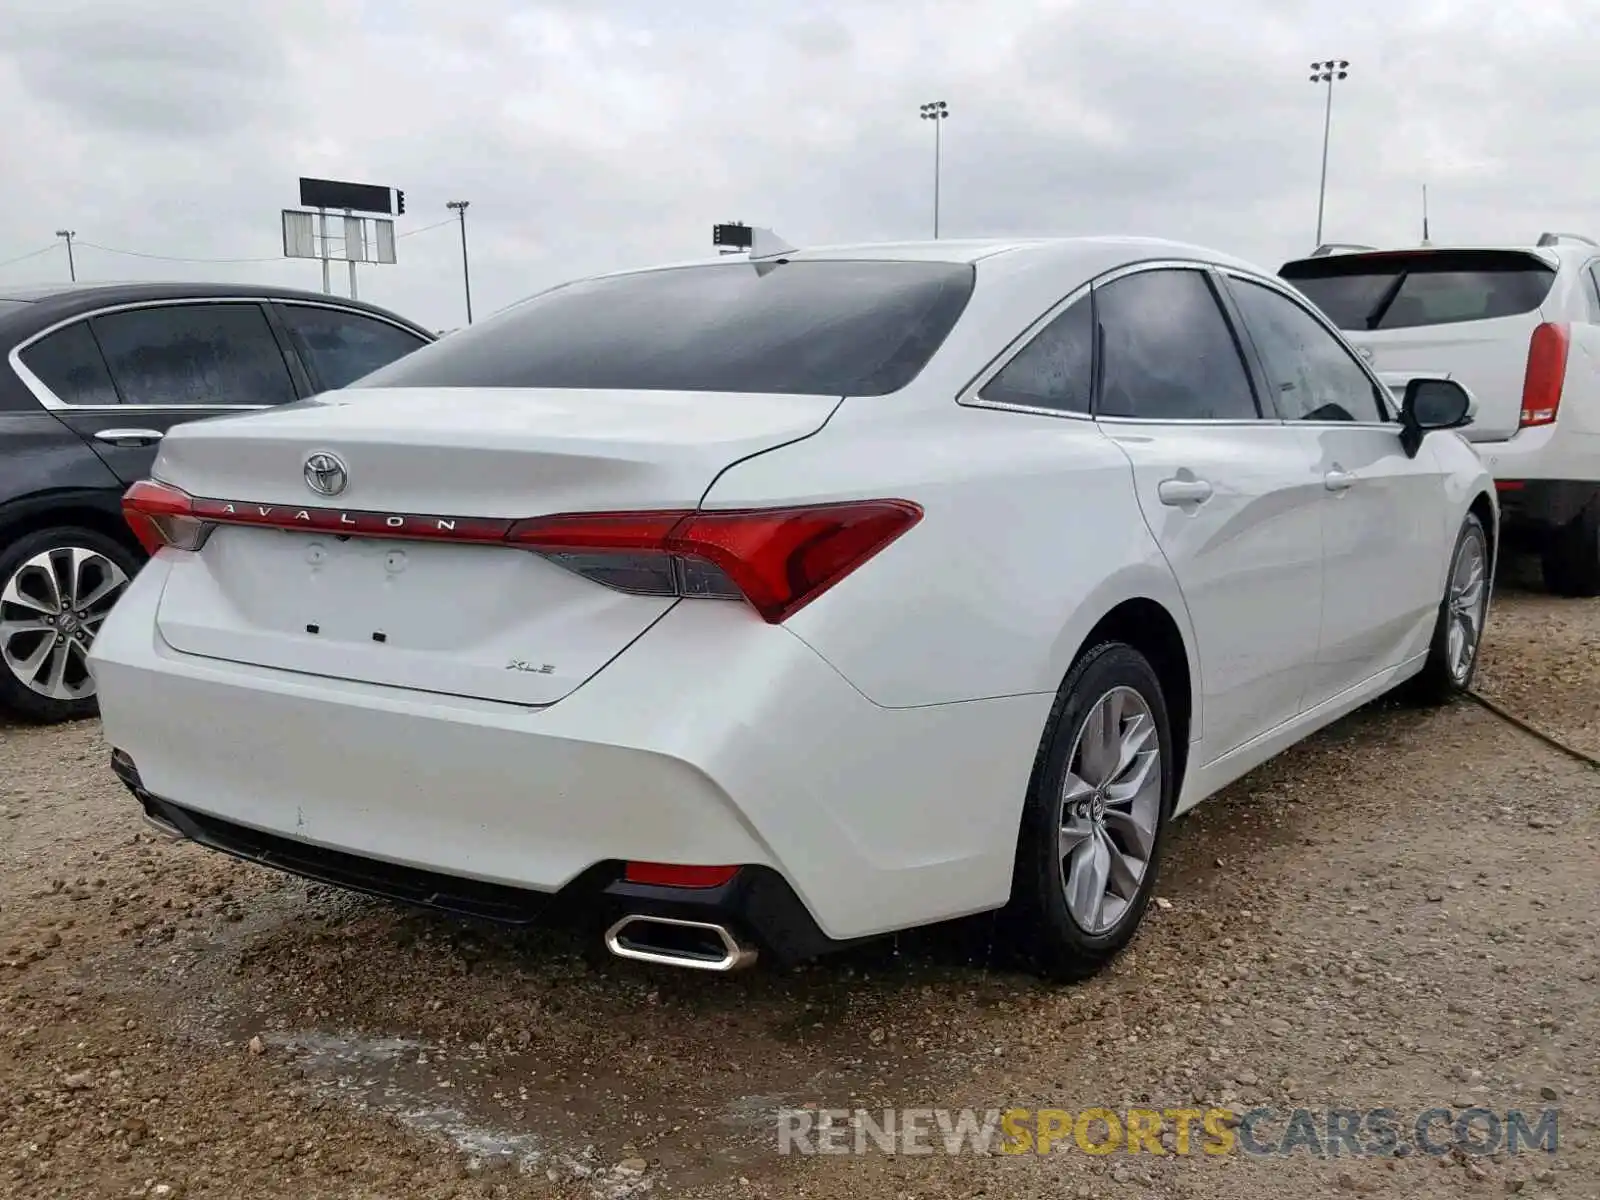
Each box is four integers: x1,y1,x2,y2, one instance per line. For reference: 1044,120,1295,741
1279,250,1556,331
354,260,976,397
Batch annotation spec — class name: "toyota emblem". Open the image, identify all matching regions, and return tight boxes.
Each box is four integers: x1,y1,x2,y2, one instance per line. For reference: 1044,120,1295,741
303,452,348,497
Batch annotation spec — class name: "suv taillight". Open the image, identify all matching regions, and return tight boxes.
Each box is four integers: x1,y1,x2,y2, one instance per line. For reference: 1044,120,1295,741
1519,321,1570,428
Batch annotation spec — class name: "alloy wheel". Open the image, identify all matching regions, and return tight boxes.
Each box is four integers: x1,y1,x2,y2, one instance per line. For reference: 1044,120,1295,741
1058,685,1162,935
1447,527,1488,683
0,546,129,702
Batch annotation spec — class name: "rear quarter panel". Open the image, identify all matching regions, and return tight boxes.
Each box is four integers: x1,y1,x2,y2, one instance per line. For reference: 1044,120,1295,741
701,395,1202,719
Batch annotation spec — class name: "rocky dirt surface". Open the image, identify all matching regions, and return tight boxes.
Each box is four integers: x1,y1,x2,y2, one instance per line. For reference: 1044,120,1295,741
1,573,1596,1200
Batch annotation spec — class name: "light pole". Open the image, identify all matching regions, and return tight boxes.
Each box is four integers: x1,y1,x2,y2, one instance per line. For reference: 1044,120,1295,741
919,101,949,239
446,201,472,325
1309,59,1350,246
55,230,76,282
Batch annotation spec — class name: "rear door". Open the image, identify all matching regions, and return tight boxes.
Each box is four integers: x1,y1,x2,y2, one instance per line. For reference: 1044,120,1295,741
1223,271,1450,707
1279,249,1558,441
1092,263,1326,764
15,301,301,484
271,302,431,392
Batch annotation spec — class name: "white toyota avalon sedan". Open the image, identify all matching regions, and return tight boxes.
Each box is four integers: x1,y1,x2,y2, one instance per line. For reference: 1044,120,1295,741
90,236,1495,981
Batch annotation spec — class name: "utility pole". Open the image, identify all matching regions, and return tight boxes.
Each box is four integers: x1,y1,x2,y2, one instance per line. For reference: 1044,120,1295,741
919,101,949,239
55,230,76,282
446,201,473,325
1308,60,1350,246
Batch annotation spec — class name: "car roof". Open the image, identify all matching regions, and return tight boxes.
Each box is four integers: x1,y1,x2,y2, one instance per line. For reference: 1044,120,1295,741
580,234,1271,282
0,280,431,338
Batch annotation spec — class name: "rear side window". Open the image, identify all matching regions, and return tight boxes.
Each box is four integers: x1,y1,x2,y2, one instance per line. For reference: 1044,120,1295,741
353,260,976,397
1094,268,1260,421
1280,250,1557,331
278,304,429,390
17,321,121,406
979,294,1094,414
91,303,298,407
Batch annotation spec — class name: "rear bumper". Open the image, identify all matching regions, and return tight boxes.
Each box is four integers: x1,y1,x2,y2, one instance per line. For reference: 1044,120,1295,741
91,556,1049,948
113,754,850,963
1492,479,1599,539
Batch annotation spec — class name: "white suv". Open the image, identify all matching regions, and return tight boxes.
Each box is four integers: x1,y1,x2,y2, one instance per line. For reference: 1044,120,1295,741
1281,235,1600,594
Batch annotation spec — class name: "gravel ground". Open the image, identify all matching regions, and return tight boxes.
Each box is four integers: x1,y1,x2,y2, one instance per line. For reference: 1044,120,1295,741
2,568,1596,1200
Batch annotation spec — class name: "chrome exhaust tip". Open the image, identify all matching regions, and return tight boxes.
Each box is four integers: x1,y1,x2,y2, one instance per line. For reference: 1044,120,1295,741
604,914,758,972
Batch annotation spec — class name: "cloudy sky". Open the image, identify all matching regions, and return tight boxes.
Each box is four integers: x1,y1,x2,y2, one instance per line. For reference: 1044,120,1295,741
0,0,1593,332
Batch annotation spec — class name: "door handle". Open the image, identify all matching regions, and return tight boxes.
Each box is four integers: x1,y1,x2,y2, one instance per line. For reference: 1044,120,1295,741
1324,468,1357,492
93,428,164,447
1157,477,1213,506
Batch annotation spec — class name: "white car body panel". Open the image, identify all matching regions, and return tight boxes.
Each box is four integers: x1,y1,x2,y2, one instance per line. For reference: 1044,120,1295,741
90,236,1497,948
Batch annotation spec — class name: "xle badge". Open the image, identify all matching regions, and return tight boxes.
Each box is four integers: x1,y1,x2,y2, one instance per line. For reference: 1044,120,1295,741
506,660,556,674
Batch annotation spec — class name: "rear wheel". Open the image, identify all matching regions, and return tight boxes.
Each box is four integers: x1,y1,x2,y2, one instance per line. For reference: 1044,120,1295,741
1540,499,1600,597
0,527,138,723
1007,642,1175,982
1409,512,1490,705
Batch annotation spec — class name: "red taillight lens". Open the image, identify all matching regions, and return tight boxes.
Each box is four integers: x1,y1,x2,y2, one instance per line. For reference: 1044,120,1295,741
509,500,923,623
1519,322,1569,428
623,862,740,888
122,480,212,554
118,480,922,623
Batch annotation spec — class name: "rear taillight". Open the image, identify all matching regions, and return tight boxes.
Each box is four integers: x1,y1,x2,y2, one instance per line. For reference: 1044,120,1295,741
507,500,923,623
120,481,921,625
122,480,212,554
1519,322,1569,428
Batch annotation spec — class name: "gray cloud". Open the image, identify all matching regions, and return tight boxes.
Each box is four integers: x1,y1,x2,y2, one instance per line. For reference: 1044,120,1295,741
1,0,1596,332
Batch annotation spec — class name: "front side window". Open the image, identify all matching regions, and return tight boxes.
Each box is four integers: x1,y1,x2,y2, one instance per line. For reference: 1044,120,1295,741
16,321,120,406
278,304,428,390
353,260,976,397
90,303,297,407
1228,278,1387,423
979,294,1094,414
1094,268,1259,421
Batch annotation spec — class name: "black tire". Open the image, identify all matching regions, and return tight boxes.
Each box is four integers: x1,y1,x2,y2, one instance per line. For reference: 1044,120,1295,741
1540,499,1600,597
1006,641,1176,982
0,526,141,724
1408,511,1491,706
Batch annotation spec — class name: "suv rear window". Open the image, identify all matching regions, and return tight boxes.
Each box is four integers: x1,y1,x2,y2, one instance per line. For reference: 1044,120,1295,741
353,260,976,397
1279,250,1556,331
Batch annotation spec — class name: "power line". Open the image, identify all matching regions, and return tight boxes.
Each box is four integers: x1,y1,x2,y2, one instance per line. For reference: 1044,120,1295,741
75,241,282,265
62,220,459,267
0,244,61,270
398,217,457,238
0,217,462,276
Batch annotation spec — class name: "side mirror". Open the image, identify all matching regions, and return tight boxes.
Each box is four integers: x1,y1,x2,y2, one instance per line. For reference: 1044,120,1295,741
1399,377,1472,458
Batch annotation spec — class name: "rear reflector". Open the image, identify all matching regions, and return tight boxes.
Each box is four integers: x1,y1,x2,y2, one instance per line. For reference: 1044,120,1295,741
1519,322,1569,428
623,862,740,888
121,481,921,624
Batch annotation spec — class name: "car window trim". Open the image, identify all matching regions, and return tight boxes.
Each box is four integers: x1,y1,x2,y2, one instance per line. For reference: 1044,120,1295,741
1217,267,1400,427
8,297,428,413
1088,260,1272,427
959,281,1100,420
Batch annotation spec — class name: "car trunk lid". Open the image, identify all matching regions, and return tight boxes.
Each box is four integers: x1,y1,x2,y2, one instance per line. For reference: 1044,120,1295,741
148,387,840,705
